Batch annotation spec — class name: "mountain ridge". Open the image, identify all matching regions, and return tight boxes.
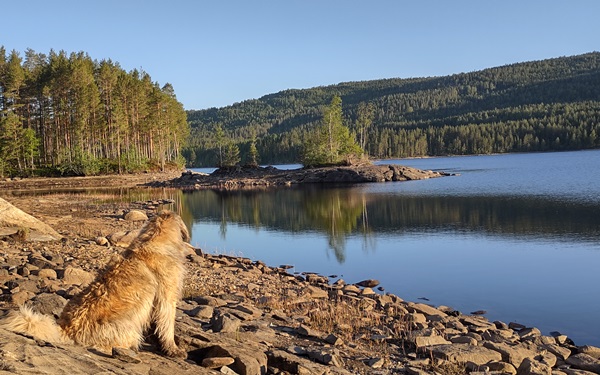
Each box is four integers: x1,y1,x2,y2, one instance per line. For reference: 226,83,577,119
184,52,600,166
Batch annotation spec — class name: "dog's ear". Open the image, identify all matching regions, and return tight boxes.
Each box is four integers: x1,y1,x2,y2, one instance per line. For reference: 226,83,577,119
179,218,190,242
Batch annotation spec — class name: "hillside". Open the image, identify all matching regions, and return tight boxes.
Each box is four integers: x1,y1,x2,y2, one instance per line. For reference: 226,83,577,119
185,53,600,166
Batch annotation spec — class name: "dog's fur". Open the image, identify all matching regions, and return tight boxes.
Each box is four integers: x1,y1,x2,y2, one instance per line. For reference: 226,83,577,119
0,210,190,358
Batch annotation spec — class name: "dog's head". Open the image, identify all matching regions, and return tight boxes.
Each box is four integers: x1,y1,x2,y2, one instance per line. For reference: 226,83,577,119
155,210,190,243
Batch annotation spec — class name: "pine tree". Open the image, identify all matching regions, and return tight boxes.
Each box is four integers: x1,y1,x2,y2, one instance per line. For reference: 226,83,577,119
302,95,363,167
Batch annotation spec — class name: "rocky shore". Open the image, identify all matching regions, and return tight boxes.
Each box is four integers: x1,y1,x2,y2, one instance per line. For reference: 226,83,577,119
1,177,599,375
148,164,452,190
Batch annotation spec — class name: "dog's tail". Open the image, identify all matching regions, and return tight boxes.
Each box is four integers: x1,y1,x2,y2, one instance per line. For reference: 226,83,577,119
0,306,68,343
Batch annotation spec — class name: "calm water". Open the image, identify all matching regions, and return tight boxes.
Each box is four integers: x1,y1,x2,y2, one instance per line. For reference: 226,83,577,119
186,150,600,345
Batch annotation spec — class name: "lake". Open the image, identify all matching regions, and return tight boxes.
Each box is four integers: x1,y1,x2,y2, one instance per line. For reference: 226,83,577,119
186,149,600,346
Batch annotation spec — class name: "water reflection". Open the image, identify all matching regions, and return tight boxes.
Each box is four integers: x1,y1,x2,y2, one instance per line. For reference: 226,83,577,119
182,185,600,262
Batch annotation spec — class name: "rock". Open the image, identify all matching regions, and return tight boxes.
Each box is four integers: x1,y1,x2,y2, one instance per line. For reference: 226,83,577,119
296,324,323,339
211,311,241,333
124,210,148,221
430,344,503,365
519,327,542,340
304,285,328,299
62,266,95,286
267,349,331,375
450,335,478,345
0,198,62,241
186,305,214,319
324,333,344,346
37,268,58,279
407,302,447,318
111,347,141,363
27,293,67,317
355,279,380,288
202,356,235,368
517,357,551,375
11,290,34,305
108,229,141,247
483,341,542,369
307,348,343,367
579,345,600,359
95,236,109,246
413,335,451,349
367,357,385,368
566,353,600,373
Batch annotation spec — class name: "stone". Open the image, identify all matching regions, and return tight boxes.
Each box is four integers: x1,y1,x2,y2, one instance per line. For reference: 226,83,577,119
124,210,148,221
94,236,109,246
519,327,542,340
296,324,323,339
37,268,58,279
307,348,343,367
407,302,447,318
304,285,328,299
202,356,235,368
413,334,451,349
11,290,34,305
186,305,214,319
367,357,385,368
566,353,600,373
111,347,141,363
483,341,541,368
324,333,344,346
430,344,503,365
108,229,141,247
579,346,600,360
543,343,571,361
0,198,62,241
195,295,228,307
517,357,551,375
211,311,241,333
355,279,380,288
27,293,67,317
62,266,94,286
450,335,478,345
267,349,330,375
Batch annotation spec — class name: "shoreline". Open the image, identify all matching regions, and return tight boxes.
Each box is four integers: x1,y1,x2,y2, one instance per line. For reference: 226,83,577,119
0,174,599,374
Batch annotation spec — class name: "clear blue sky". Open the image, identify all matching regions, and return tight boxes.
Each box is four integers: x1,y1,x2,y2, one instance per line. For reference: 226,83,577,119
2,0,599,110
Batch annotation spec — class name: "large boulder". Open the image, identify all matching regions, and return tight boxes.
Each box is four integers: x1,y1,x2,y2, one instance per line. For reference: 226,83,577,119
0,198,62,241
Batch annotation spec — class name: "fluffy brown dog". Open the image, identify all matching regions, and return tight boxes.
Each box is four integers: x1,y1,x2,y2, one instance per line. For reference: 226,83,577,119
1,210,190,358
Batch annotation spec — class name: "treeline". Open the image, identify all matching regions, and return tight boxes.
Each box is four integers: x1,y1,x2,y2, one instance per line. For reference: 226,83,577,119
0,47,188,177
185,52,600,166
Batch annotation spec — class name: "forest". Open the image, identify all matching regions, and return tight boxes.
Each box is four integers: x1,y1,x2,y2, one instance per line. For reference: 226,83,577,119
185,52,600,166
0,47,188,177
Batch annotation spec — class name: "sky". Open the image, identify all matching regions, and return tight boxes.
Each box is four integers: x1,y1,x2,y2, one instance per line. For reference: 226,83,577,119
2,0,599,110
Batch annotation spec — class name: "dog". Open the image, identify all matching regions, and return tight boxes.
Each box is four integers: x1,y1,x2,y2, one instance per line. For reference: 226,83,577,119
1,210,190,358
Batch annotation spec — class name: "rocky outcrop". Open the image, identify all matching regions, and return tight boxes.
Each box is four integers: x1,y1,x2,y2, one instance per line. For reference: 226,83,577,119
0,197,62,241
149,164,454,190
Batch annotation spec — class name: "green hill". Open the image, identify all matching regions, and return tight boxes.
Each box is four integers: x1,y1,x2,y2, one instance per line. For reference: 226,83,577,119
185,52,600,167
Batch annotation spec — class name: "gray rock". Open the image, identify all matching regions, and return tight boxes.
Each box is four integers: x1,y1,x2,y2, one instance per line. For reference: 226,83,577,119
124,210,148,221
579,345,600,360
483,341,541,369
201,356,235,368
430,344,503,365
37,268,58,279
566,353,600,373
111,347,141,363
211,311,241,333
62,266,94,286
355,279,380,288
27,293,67,317
517,357,551,375
267,349,331,375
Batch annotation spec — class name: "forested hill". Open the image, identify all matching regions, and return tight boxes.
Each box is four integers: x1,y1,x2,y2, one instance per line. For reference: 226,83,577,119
185,52,600,167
